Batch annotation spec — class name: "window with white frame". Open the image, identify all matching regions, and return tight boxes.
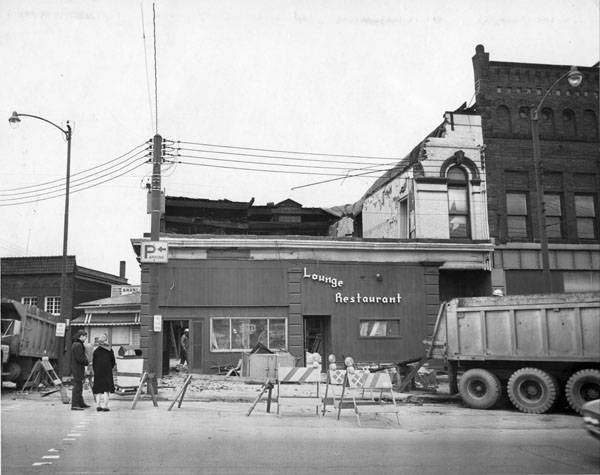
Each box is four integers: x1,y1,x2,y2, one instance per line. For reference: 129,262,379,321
21,296,38,307
44,296,61,315
210,317,287,352
359,320,401,338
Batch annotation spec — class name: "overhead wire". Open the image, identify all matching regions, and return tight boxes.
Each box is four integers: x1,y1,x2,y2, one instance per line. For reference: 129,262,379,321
153,2,158,134
167,151,388,173
0,160,150,207
140,3,154,133
0,141,150,193
170,139,406,161
0,148,149,201
166,145,397,168
163,158,386,178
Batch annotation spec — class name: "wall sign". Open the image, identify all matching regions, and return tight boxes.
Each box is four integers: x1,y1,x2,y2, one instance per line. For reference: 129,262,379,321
335,292,402,304
303,267,343,288
153,314,162,332
303,267,402,304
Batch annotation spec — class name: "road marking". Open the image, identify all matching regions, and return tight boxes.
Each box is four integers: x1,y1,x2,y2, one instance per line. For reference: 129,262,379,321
32,462,52,466
42,455,60,459
48,449,59,452
66,433,81,437
63,438,76,441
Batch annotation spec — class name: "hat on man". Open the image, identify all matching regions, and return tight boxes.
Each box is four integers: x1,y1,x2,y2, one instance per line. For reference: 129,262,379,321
184,328,189,333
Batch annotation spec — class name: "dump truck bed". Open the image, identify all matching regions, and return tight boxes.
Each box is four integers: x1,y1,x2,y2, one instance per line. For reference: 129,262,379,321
428,292,600,363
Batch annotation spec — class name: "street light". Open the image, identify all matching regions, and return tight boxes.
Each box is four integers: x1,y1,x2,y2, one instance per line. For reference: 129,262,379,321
8,111,72,375
530,67,582,293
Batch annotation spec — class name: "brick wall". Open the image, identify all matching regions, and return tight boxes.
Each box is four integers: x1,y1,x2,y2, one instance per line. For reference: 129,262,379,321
472,45,600,243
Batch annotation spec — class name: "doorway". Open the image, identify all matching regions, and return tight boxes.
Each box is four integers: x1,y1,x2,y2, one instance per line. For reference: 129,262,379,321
303,316,331,367
162,319,190,374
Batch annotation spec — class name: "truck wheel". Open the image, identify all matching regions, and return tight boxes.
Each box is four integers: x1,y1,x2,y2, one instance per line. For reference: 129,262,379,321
507,367,558,414
565,369,600,414
458,369,501,409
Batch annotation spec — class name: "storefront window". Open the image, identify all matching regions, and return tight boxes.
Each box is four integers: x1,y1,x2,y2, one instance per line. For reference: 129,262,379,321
111,327,130,346
359,320,401,338
210,317,287,352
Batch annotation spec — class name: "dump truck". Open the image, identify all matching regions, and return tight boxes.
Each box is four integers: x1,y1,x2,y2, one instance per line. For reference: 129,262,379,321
1,298,61,388
426,292,600,414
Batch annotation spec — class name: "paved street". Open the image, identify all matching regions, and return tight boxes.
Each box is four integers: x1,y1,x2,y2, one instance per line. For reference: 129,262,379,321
2,388,599,475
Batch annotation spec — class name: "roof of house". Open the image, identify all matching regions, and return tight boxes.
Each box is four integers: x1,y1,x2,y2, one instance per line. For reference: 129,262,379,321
0,256,127,285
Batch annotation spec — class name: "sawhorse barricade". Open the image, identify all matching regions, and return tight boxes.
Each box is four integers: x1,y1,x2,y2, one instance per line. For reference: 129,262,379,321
275,365,322,416
131,372,159,409
341,369,400,426
247,365,322,417
168,374,193,411
322,355,400,426
20,357,70,404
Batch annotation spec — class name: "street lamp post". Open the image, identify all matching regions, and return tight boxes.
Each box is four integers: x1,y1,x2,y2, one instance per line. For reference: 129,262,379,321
529,66,582,293
9,111,72,375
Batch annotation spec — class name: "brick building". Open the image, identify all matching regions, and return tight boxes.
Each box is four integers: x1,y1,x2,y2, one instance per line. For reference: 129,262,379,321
1,256,128,322
472,45,600,294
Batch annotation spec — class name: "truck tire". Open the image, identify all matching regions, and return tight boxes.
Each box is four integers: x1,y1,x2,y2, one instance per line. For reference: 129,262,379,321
507,367,558,414
458,368,501,409
565,369,600,414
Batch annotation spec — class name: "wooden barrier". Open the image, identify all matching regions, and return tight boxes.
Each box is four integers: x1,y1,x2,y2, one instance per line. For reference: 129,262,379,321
275,365,322,416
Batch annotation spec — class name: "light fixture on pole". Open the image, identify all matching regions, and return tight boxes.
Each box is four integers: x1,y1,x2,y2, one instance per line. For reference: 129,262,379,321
530,66,582,293
8,111,72,375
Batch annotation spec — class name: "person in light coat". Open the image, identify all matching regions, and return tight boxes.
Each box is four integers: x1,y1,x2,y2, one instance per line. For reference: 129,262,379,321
92,334,116,412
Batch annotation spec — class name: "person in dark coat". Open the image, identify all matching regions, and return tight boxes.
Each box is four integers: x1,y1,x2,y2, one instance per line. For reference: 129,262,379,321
92,333,116,412
180,328,189,366
70,329,90,410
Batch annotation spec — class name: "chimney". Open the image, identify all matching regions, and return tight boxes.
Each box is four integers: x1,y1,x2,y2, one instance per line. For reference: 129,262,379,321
119,261,126,279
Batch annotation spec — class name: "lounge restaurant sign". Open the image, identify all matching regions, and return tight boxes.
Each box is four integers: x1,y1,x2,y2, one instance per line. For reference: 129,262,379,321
302,267,402,304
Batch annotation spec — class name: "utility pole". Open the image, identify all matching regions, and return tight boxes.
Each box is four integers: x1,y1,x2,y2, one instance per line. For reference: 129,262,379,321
147,134,163,378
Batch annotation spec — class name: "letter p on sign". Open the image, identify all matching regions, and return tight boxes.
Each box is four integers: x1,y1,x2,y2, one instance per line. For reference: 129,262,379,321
141,241,169,263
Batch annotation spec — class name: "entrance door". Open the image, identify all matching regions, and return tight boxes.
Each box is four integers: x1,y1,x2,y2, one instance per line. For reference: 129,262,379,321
303,316,331,367
162,320,190,374
191,320,203,372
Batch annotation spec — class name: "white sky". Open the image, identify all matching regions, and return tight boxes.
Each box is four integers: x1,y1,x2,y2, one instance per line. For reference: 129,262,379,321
1,0,598,285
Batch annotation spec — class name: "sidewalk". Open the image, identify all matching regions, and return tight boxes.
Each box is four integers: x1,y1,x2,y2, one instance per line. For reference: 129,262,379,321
152,370,462,405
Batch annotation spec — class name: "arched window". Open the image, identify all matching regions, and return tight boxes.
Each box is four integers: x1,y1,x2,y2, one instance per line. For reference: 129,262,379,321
582,110,598,140
447,166,470,238
540,107,555,138
561,109,577,137
516,106,530,135
495,105,512,135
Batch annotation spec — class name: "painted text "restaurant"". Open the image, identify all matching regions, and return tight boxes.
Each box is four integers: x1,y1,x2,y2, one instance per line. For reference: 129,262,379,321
335,292,403,304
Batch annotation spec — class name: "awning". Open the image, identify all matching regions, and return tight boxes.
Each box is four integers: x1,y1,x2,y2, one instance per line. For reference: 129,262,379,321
71,312,140,326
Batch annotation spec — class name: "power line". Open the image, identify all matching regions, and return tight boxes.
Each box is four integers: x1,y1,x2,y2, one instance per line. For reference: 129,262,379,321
153,2,158,134
140,3,154,133
0,161,149,207
0,141,150,193
0,149,150,198
170,139,405,161
164,158,386,178
167,152,387,173
167,145,397,168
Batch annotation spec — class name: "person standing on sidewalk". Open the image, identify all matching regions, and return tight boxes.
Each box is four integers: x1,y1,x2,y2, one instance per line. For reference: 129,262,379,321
180,328,189,367
92,334,116,412
70,330,90,410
